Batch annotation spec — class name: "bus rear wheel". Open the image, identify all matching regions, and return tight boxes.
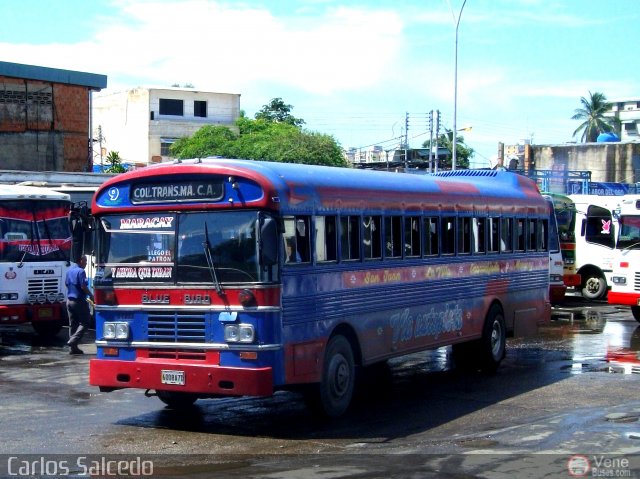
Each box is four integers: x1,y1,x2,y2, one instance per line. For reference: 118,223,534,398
453,305,505,372
156,390,198,409
313,335,355,418
631,306,640,323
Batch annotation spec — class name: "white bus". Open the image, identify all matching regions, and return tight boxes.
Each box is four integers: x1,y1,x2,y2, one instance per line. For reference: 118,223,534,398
543,195,566,304
0,184,74,337
607,197,640,321
570,194,640,300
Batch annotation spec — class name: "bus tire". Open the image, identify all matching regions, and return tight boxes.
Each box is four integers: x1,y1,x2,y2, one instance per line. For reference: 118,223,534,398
32,320,64,339
479,305,506,372
156,390,198,409
631,306,640,323
581,272,607,300
317,335,355,418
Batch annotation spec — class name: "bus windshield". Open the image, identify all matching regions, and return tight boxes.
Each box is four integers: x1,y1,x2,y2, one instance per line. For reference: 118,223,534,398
97,210,276,284
617,215,640,250
0,200,71,263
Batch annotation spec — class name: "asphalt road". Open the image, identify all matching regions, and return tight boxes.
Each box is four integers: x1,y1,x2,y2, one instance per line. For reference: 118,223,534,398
1,296,639,478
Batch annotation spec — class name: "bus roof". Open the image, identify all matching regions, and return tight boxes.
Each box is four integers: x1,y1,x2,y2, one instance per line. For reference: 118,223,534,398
94,158,547,214
0,184,70,201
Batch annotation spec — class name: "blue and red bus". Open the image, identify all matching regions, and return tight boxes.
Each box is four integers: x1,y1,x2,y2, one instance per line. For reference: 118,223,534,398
89,159,551,417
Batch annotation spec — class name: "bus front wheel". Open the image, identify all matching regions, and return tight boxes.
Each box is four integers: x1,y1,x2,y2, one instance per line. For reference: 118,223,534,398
315,335,355,418
156,390,198,409
631,306,640,323
581,272,607,300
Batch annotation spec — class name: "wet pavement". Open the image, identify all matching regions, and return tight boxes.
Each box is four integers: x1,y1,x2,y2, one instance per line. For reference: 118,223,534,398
1,296,639,477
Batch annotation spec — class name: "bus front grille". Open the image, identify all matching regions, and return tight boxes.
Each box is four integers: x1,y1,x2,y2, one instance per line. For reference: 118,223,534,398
28,278,60,295
147,311,206,343
148,348,207,360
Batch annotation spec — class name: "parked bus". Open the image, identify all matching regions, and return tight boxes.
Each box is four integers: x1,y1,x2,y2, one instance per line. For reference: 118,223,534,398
89,159,551,417
570,194,640,300
544,193,581,292
607,197,640,321
543,195,566,304
0,184,74,337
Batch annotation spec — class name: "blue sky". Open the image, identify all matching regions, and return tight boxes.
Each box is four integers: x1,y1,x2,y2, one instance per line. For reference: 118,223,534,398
1,0,638,167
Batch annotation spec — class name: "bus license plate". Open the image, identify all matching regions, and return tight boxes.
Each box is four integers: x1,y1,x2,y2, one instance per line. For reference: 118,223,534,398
38,308,53,318
161,370,185,386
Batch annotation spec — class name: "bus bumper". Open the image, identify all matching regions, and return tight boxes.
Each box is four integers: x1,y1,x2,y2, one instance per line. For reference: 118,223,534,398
550,284,567,304
0,303,64,324
607,292,639,307
89,359,274,397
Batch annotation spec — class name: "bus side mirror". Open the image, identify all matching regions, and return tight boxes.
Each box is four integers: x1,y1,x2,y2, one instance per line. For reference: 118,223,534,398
260,217,278,266
580,219,586,237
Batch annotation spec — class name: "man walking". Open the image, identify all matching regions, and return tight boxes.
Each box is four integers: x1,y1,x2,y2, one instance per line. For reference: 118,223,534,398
65,255,93,355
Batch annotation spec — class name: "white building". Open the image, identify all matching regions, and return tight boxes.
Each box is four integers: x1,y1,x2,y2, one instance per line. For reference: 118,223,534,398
605,98,640,141
92,87,241,167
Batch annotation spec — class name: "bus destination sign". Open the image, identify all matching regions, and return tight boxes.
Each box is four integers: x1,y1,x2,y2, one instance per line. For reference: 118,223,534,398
131,180,224,204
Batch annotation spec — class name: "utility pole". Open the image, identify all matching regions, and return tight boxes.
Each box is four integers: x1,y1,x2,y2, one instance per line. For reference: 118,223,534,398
93,125,105,173
428,110,434,173
434,110,440,172
404,112,409,170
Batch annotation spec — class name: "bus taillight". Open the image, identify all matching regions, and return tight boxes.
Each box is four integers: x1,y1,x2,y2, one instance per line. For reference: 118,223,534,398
238,289,257,307
96,289,117,306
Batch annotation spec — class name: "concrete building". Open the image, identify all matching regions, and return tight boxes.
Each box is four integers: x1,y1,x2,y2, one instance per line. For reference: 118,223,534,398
92,87,241,168
605,98,640,141
0,61,107,172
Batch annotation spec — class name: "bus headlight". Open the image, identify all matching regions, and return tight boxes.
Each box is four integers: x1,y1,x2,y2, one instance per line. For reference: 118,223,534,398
224,324,255,343
612,276,627,285
103,322,130,340
550,274,563,283
0,293,18,301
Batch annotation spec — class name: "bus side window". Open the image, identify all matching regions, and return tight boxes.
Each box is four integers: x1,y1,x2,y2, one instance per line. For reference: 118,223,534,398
516,218,526,251
340,215,361,261
363,216,381,260
442,216,456,255
501,218,513,252
527,219,537,252
538,219,548,252
384,216,402,258
458,217,471,254
315,216,337,263
283,216,310,263
473,217,486,254
424,217,439,256
488,217,500,253
404,216,421,257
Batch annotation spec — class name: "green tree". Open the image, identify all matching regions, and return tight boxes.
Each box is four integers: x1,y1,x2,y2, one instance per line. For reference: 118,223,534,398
171,115,347,167
255,97,306,127
422,129,474,169
571,91,616,142
104,150,127,173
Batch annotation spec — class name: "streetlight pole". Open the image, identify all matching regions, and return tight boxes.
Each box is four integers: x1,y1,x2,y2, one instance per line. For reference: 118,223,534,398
449,0,467,170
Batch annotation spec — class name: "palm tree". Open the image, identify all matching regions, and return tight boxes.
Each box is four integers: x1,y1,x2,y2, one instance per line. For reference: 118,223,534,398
571,91,615,142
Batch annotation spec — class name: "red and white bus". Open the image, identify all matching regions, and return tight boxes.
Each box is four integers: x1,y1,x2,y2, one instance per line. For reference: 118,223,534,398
89,159,551,417
0,184,74,337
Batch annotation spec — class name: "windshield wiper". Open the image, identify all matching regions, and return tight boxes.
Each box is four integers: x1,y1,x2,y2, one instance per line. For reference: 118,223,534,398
620,240,640,251
203,222,224,295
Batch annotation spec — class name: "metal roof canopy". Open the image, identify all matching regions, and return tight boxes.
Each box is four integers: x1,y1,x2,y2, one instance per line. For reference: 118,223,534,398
0,61,107,91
